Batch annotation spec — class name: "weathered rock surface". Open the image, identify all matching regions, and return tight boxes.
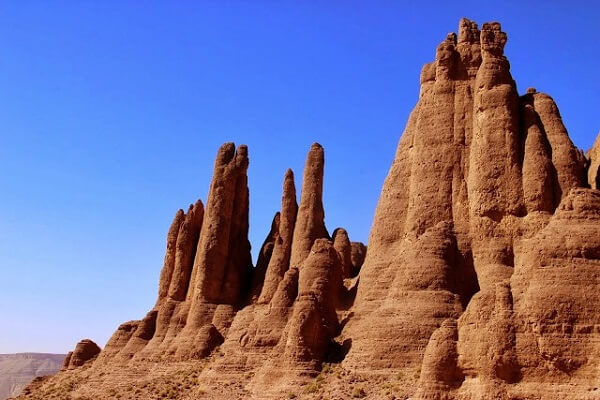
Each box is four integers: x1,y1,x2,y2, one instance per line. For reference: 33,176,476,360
343,17,595,399
63,340,101,369
17,18,600,400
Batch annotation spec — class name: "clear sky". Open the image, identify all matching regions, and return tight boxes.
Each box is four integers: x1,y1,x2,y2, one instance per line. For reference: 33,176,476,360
1,1,598,354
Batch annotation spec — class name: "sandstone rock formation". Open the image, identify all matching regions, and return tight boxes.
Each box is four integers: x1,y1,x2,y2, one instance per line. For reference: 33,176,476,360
342,18,597,400
62,339,101,369
17,18,600,400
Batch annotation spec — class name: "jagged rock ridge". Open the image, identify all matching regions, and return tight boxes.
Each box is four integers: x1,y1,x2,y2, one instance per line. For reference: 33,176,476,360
17,18,600,400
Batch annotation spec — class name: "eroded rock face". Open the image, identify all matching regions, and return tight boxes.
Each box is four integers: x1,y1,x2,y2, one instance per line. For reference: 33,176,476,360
343,17,594,399
64,339,101,369
20,18,600,400
50,141,360,396
289,143,329,269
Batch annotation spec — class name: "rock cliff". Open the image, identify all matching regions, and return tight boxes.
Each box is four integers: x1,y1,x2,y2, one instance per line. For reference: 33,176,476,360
17,18,600,400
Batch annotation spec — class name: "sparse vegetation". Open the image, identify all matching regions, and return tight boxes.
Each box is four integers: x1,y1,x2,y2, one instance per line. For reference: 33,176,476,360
352,386,367,398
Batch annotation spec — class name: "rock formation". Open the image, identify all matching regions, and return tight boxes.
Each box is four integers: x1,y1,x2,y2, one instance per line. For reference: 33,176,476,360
341,18,596,400
17,18,600,400
63,339,101,369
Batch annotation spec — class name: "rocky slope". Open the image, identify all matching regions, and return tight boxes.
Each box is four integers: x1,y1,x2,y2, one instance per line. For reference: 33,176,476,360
0,353,64,400
17,19,600,400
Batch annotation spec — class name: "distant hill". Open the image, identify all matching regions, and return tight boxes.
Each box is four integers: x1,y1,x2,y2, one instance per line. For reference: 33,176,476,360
0,353,64,400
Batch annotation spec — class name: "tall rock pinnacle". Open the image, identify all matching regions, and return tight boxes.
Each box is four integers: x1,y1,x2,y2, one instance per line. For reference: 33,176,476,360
258,169,298,304
289,143,329,269
188,143,252,305
168,200,204,301
157,209,185,301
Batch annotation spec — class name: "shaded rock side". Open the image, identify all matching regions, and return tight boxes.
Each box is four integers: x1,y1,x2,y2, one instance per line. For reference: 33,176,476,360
64,339,101,369
349,241,367,275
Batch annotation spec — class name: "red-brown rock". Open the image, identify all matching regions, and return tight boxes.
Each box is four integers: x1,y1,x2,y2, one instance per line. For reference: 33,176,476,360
18,18,600,400
65,339,101,369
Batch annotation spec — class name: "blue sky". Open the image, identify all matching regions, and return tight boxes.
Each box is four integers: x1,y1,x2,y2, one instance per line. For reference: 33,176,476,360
1,1,598,353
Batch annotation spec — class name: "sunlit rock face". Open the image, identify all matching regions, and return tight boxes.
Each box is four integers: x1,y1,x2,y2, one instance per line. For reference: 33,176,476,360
17,18,600,400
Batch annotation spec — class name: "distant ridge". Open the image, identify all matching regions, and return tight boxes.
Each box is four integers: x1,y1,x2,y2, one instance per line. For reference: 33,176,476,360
0,353,64,400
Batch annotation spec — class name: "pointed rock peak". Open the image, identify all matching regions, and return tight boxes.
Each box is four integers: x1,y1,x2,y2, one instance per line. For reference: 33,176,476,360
289,143,328,268
256,169,299,304
456,17,481,73
235,144,249,169
250,212,281,300
191,199,204,218
332,227,348,240
282,167,298,200
458,18,480,43
302,143,324,194
282,168,297,208
435,33,458,79
168,209,185,239
167,198,204,301
332,228,352,278
271,212,281,230
435,34,456,62
480,21,507,56
305,143,325,170
284,168,295,183
311,142,323,151
157,208,186,301
67,339,101,368
187,199,203,214
445,32,457,44
215,142,236,165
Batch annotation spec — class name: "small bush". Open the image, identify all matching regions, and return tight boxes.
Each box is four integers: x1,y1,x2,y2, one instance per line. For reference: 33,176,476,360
352,386,367,398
